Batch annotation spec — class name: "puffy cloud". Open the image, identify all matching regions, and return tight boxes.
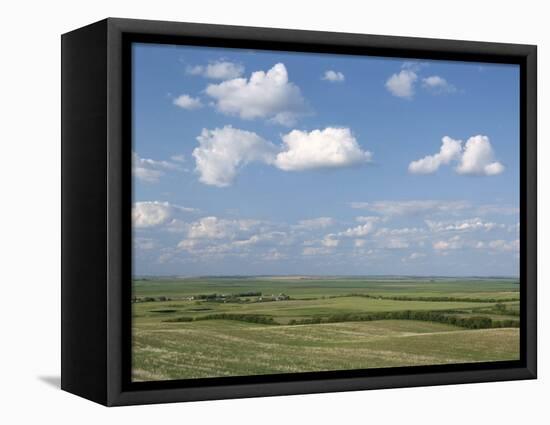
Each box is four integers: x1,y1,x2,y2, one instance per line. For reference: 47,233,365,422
133,201,173,228
132,201,196,228
408,136,462,174
179,217,295,259
173,94,203,110
421,75,456,94
186,60,244,80
274,127,372,171
339,221,376,238
192,126,277,187
456,135,505,176
322,70,345,82
409,135,504,176
132,152,180,183
205,63,307,126
426,218,500,233
133,164,162,183
387,62,456,98
385,69,417,98
192,126,372,187
231,231,288,248
186,216,260,240
350,200,470,216
187,216,232,239
431,235,485,252
177,216,291,260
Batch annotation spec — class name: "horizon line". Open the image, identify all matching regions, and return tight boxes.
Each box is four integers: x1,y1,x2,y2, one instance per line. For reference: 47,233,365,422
133,273,520,279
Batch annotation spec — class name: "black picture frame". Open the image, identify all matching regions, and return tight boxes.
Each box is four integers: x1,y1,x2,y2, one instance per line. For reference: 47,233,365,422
61,17,537,406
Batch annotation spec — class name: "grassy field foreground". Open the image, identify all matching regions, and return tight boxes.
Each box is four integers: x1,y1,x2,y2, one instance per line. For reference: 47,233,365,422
132,276,520,381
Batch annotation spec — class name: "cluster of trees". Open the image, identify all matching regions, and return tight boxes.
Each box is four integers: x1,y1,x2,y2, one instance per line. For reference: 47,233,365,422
234,291,262,297
288,310,520,329
132,296,170,303
491,303,521,317
491,319,521,328
192,292,263,303
194,293,221,300
164,313,277,325
196,313,277,324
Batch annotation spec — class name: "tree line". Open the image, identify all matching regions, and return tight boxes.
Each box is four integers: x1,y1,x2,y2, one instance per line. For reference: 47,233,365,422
163,310,519,329
328,293,520,304
289,310,519,329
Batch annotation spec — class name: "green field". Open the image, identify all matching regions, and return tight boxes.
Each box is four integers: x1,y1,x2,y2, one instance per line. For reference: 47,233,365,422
132,276,520,381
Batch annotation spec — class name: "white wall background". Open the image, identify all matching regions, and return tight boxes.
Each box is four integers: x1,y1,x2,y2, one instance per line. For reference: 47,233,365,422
0,0,546,423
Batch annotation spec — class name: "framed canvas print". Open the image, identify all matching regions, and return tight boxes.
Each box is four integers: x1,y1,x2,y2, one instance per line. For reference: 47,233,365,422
61,18,537,406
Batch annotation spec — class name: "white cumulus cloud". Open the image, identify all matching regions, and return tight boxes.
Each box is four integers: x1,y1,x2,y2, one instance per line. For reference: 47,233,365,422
408,136,462,174
186,60,244,80
133,201,196,229
456,135,505,176
386,63,456,99
339,221,376,238
385,69,418,98
274,127,372,171
322,70,345,82
173,94,203,110
205,63,307,126
192,126,277,187
187,216,232,239
192,127,372,187
133,201,173,228
422,75,456,94
184,216,261,241
409,135,504,176
426,218,500,233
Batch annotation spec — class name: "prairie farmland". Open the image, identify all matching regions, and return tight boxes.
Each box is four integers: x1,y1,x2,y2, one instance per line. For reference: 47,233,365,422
132,276,520,381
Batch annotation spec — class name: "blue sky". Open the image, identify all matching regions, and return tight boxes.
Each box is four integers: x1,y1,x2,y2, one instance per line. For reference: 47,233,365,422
132,42,520,277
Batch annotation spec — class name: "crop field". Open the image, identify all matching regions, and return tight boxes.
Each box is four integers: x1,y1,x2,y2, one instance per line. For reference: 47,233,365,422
132,276,520,381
